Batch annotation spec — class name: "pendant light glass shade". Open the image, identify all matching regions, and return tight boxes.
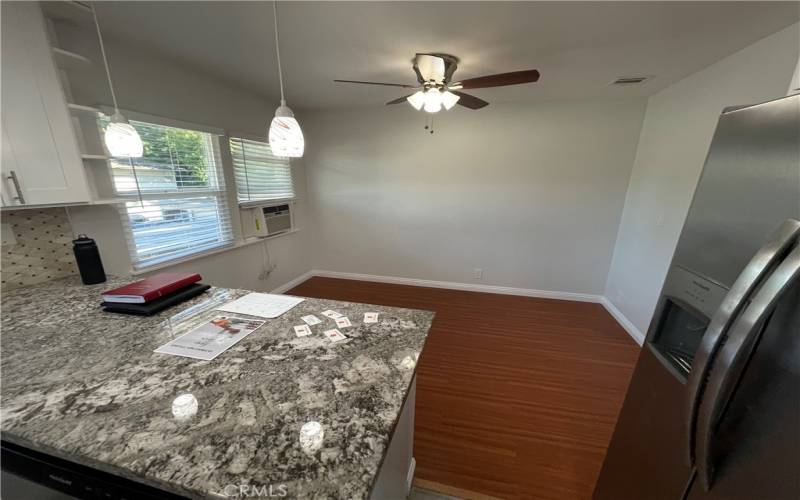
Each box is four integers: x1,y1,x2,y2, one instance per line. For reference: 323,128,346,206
268,103,304,158
104,112,143,158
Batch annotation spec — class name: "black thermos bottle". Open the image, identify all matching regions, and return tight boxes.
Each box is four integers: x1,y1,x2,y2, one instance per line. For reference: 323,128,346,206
73,234,107,285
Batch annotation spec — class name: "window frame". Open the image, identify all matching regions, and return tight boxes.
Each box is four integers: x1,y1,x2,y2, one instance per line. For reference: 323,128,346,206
101,110,236,271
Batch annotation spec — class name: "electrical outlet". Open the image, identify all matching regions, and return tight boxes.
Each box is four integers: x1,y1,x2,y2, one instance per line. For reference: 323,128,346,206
473,268,483,280
258,264,278,281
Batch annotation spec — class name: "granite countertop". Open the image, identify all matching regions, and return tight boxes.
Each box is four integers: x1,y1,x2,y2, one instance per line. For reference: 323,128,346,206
0,276,433,499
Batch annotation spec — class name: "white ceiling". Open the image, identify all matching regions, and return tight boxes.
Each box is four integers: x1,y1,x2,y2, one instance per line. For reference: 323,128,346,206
96,1,799,110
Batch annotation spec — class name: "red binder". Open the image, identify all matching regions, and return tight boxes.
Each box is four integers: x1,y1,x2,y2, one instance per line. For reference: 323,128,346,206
102,273,202,304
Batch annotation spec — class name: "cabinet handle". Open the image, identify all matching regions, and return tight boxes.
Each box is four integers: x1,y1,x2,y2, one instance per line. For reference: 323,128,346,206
7,170,25,204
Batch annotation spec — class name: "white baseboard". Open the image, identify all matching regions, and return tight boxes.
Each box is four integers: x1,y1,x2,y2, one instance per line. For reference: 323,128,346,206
600,297,645,346
271,268,644,347
406,457,416,495
270,270,315,294
310,269,604,303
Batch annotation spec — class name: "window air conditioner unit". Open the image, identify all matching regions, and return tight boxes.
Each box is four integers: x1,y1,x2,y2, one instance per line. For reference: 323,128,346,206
241,202,292,238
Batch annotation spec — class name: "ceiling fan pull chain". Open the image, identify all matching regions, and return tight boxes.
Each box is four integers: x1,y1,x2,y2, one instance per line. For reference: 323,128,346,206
430,116,434,134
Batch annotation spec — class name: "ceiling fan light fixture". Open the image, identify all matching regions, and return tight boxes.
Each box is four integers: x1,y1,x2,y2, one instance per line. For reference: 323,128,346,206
441,90,460,110
337,53,540,114
423,89,443,113
407,91,426,110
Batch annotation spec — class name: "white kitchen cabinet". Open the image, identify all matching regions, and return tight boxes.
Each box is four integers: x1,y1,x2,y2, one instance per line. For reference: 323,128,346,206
0,2,90,206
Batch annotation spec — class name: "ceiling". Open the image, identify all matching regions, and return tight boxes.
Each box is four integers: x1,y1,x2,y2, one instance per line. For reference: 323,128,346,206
95,1,799,110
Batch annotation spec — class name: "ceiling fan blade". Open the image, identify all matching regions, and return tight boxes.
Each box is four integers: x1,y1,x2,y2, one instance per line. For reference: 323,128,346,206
455,69,540,89
452,91,489,110
334,79,417,89
386,95,411,105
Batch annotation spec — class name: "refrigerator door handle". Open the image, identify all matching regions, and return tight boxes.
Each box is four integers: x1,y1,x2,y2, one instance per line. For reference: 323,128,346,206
694,243,800,491
685,219,800,465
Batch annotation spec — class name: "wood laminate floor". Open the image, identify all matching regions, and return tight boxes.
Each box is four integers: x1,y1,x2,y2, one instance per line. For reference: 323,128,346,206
288,277,640,500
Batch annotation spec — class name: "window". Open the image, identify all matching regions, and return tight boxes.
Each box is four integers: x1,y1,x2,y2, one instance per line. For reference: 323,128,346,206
102,118,234,269
229,137,295,203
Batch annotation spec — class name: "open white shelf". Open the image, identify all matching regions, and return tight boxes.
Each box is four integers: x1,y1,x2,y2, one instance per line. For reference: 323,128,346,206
41,1,93,28
52,47,91,70
89,197,127,205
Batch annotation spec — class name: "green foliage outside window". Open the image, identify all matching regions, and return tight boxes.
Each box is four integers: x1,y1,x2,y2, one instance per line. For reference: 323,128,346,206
99,116,211,188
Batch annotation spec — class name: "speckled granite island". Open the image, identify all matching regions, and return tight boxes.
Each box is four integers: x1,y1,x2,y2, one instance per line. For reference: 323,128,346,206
0,276,433,499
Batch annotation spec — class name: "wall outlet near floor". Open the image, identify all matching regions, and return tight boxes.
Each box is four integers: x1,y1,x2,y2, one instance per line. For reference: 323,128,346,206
473,268,483,280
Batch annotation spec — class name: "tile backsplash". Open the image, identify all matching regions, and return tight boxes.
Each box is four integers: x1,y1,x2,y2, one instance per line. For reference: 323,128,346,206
1,208,78,290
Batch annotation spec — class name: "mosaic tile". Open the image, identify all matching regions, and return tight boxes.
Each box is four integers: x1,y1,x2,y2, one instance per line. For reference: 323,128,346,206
1,208,78,290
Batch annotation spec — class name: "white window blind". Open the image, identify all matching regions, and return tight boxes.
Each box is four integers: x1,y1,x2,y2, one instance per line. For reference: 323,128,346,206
230,137,295,203
102,118,234,269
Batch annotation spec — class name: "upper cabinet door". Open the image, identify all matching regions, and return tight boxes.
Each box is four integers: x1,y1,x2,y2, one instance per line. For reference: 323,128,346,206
0,2,90,206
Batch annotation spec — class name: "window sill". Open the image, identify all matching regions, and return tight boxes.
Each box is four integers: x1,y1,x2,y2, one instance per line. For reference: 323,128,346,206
130,228,301,275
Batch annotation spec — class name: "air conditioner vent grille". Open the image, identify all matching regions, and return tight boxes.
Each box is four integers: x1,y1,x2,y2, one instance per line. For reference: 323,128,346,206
610,76,651,86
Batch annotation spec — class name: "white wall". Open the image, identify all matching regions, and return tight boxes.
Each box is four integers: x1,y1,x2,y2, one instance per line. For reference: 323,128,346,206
67,172,311,292
303,98,646,295
65,36,275,138
56,30,312,291
604,23,800,335
45,13,800,311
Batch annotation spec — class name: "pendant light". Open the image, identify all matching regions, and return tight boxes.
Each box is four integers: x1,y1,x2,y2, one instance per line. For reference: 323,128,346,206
268,2,304,158
92,5,143,158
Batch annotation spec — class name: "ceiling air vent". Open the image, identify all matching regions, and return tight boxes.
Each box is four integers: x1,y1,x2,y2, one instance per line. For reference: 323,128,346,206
610,76,651,86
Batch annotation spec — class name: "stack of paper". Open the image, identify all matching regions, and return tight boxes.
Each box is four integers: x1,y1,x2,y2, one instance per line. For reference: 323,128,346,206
217,293,305,318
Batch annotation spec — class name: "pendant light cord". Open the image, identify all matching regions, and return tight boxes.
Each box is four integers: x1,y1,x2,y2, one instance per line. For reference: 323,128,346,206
91,5,119,112
273,1,285,104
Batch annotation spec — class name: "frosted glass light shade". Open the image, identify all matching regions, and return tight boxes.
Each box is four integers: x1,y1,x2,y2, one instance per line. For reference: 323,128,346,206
406,91,425,110
104,112,143,158
441,90,460,110
423,90,443,113
268,104,304,158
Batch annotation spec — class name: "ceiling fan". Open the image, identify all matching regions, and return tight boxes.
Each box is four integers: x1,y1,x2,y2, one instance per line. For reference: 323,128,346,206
334,53,540,112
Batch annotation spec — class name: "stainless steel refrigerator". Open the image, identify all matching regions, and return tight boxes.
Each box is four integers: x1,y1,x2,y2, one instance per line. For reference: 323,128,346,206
594,94,800,500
